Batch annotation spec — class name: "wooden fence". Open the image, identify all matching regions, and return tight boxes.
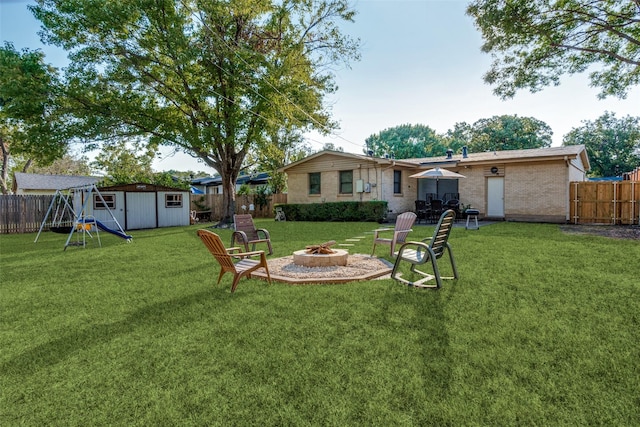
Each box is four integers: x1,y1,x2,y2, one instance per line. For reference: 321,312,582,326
570,181,639,225
0,194,55,234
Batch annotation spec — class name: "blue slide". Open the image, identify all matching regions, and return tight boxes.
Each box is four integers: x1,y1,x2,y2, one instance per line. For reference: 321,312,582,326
92,219,133,241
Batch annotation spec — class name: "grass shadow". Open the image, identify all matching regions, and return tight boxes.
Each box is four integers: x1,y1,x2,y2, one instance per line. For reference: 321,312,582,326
1,289,227,376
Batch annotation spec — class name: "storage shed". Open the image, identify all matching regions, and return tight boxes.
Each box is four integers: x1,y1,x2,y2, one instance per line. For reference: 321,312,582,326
96,183,190,229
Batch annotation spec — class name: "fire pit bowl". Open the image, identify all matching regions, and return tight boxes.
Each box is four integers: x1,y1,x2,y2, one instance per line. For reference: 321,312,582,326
293,249,349,268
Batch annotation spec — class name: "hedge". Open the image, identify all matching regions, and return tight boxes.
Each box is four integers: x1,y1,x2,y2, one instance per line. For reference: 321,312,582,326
274,201,388,222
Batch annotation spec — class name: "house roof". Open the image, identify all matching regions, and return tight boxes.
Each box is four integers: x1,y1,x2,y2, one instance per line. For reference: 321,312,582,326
13,172,101,191
408,145,590,170
280,146,590,172
279,150,416,172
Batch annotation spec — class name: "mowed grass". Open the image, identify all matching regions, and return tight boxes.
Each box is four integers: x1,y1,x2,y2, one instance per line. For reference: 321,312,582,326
1,220,639,426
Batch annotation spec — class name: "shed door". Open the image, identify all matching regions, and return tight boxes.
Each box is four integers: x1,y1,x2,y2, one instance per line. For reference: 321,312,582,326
126,192,157,229
487,177,504,218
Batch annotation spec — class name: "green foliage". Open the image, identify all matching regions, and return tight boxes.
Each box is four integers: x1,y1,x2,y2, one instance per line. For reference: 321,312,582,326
268,171,288,194
253,185,271,210
1,222,639,425
245,127,312,194
0,42,66,193
191,195,208,211
28,153,93,176
236,183,251,196
31,0,360,220
563,112,640,177
465,115,552,152
153,172,190,190
442,122,473,154
365,123,446,159
321,143,344,152
467,0,640,99
90,140,156,185
277,201,387,222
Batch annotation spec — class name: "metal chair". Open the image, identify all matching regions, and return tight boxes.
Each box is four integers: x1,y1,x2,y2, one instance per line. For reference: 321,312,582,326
445,199,461,221
391,209,458,289
414,200,429,224
429,199,444,222
197,229,271,293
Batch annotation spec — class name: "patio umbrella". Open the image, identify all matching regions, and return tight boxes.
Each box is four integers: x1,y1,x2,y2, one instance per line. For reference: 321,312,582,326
409,167,466,199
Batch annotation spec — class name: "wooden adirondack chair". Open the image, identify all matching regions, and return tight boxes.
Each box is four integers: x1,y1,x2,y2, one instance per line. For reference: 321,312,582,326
390,209,458,289
231,214,273,255
197,229,271,293
371,211,417,257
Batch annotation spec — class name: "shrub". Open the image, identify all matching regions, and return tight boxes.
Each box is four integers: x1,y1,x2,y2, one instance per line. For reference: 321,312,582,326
274,201,387,222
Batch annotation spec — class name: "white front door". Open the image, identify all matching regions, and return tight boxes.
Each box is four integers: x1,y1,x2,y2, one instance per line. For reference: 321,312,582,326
487,177,504,218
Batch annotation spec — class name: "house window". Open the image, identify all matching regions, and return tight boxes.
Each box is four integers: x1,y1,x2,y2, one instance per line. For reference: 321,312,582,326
393,170,402,194
165,193,183,208
339,170,353,194
94,193,115,210
309,172,321,195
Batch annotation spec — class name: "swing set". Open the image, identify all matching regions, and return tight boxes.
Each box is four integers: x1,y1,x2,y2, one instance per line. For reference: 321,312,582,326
35,184,132,250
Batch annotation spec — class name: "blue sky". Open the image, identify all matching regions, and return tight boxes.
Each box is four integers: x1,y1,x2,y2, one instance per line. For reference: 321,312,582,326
2,0,639,173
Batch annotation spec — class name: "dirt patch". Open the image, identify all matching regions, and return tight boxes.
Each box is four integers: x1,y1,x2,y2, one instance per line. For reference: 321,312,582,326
559,224,640,240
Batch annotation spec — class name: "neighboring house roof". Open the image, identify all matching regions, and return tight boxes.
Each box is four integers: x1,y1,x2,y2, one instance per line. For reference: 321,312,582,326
13,172,101,192
191,172,271,187
192,176,221,186
190,186,205,194
588,176,623,181
280,146,590,172
237,172,270,185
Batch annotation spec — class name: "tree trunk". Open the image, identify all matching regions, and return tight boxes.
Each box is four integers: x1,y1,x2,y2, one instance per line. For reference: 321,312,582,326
220,174,236,225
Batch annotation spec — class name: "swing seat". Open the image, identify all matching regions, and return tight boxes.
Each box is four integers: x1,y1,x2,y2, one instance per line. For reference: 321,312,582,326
50,226,73,234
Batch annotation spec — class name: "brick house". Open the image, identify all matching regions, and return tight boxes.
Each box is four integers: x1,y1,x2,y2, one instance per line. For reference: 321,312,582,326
279,145,590,223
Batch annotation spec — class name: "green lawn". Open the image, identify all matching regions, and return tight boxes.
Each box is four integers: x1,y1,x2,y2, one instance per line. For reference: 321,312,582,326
1,220,639,426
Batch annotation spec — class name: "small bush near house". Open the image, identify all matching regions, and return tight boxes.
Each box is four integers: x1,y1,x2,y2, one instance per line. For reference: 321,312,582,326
275,201,387,222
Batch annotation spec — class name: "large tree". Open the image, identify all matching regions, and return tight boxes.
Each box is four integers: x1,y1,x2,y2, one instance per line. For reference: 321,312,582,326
467,0,640,99
28,152,92,176
31,0,359,221
364,124,446,159
465,115,553,153
0,43,65,194
563,111,640,177
244,125,312,193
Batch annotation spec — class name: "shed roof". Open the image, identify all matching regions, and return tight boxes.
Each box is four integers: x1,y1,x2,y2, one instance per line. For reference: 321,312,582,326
98,183,189,192
13,172,101,192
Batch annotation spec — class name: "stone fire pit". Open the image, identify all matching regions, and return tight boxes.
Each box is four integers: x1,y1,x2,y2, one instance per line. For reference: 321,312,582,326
293,249,349,267
250,239,393,285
